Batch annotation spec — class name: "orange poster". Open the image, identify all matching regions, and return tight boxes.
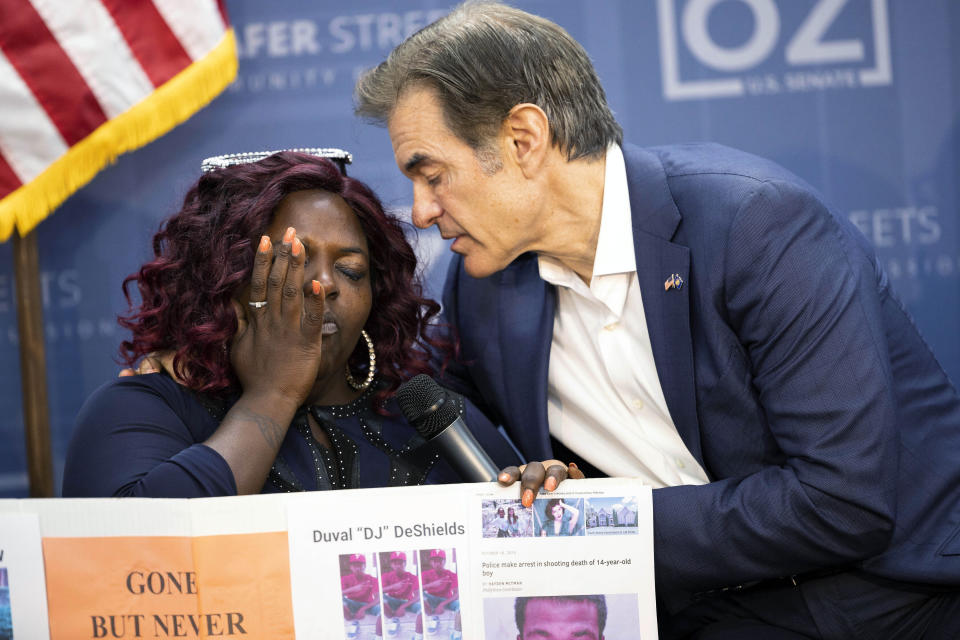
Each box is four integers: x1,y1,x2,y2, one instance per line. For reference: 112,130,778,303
43,532,294,639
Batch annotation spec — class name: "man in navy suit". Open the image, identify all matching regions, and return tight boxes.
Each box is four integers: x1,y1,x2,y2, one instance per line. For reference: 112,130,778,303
355,2,960,637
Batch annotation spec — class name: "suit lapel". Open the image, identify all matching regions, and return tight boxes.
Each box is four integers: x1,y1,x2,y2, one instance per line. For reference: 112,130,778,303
498,255,555,461
624,146,704,466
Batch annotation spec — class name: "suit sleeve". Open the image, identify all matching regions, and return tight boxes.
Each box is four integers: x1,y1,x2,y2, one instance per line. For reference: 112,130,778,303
653,180,898,605
62,376,237,497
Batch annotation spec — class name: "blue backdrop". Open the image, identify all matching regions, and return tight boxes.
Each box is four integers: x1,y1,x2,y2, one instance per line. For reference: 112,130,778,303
1,0,957,496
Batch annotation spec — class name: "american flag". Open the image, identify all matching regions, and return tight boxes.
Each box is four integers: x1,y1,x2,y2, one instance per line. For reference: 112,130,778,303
664,273,684,291
0,0,237,241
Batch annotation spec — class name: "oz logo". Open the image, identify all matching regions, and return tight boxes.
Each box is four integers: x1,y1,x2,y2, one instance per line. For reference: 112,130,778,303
657,0,892,100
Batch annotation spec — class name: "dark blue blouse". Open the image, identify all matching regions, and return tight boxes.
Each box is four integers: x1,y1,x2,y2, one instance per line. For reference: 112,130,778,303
63,373,519,498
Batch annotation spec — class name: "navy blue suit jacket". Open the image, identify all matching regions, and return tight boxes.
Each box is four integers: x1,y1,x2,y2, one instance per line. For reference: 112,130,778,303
440,143,960,610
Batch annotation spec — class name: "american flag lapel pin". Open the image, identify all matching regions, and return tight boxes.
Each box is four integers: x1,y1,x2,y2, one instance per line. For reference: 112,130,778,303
664,273,684,291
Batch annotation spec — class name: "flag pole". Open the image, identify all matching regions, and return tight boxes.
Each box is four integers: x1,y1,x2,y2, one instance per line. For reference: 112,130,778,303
13,228,53,497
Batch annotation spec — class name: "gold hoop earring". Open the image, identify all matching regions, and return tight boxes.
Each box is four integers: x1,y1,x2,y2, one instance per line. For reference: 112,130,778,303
345,330,376,391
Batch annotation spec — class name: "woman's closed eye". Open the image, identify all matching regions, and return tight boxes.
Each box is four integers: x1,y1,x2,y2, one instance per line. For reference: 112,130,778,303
337,263,367,281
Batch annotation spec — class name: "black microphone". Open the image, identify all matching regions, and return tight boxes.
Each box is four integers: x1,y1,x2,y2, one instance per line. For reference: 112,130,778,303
396,374,500,482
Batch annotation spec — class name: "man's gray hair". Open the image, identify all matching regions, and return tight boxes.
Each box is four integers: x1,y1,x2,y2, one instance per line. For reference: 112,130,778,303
354,1,622,161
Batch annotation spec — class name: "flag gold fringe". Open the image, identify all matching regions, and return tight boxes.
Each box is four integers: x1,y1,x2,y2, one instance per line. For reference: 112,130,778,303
0,29,238,242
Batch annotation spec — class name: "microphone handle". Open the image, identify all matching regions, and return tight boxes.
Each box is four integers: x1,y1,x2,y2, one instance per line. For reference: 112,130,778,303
432,416,501,482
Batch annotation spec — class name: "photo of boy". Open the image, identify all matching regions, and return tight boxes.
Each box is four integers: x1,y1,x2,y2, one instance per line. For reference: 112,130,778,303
340,553,382,640
419,548,462,639
378,551,422,639
482,593,642,640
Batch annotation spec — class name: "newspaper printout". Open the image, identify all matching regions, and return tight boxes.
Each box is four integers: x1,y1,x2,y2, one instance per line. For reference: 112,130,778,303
287,478,656,639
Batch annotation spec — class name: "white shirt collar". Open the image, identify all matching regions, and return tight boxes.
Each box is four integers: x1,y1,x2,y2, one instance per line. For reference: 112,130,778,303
592,143,636,277
538,145,635,292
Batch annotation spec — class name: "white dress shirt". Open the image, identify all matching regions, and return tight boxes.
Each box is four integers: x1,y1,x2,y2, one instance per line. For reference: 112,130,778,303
538,145,709,488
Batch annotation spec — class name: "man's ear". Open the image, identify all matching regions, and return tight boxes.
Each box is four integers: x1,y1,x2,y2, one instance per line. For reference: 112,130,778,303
502,103,550,177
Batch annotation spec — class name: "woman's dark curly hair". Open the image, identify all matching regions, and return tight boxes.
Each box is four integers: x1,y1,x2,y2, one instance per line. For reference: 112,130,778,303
120,152,448,405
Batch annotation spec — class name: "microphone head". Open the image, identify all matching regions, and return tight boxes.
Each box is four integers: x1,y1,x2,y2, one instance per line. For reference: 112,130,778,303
396,374,460,439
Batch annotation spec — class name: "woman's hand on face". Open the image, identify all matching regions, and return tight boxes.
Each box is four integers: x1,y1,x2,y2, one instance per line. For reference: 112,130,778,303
498,460,585,507
230,228,327,408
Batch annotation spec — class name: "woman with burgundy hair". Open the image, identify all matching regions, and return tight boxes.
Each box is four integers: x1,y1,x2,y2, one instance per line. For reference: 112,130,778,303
62,151,518,497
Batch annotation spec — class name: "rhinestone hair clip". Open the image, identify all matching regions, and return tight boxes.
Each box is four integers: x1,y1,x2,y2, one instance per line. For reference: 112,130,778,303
200,148,353,174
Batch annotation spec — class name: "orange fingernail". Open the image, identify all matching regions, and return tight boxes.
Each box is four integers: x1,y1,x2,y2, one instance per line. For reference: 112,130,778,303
545,477,557,491
292,238,302,256
522,489,533,507
498,472,511,483
569,462,578,469
258,235,270,252
312,279,321,295
283,226,296,243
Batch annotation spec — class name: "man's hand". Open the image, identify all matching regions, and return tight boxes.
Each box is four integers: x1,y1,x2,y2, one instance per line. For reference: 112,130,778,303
498,460,585,507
